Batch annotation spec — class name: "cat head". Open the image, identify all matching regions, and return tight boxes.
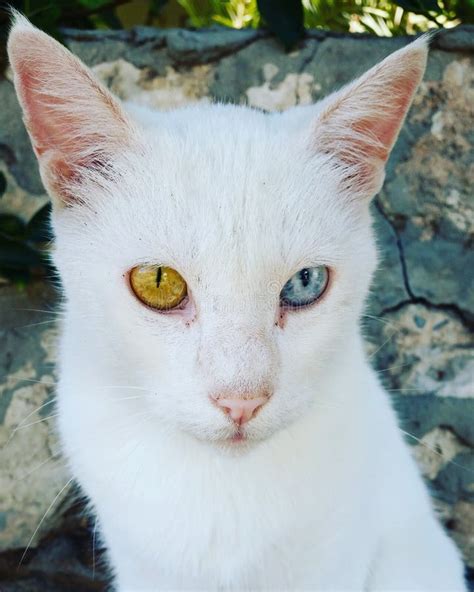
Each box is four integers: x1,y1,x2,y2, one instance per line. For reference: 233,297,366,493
8,15,427,449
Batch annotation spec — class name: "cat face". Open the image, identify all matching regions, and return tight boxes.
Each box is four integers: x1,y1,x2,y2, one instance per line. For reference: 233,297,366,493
51,107,377,445
8,15,427,448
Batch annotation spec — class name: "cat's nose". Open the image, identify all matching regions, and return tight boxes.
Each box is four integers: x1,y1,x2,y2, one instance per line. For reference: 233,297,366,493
213,396,269,426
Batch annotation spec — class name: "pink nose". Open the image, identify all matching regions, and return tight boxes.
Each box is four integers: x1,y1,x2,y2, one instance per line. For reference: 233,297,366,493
214,397,268,426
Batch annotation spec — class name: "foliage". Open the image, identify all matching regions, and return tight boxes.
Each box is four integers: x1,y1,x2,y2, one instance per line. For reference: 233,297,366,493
257,0,305,47
166,0,468,35
302,0,468,35
177,0,260,28
0,201,53,284
0,0,470,48
0,0,469,83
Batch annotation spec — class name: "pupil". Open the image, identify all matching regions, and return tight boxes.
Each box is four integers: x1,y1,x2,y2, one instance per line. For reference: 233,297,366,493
300,268,310,288
156,267,162,288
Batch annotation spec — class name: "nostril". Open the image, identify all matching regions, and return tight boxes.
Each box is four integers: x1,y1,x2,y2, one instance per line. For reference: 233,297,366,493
213,396,269,426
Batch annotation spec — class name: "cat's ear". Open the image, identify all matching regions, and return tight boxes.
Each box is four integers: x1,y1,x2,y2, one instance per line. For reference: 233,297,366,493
309,38,428,198
7,14,136,206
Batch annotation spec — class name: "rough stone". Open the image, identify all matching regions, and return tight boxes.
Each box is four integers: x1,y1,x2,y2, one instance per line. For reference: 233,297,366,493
412,426,470,480
0,80,43,196
0,26,472,576
92,59,214,109
0,163,48,221
0,284,68,552
165,28,265,64
377,53,474,316
435,25,474,51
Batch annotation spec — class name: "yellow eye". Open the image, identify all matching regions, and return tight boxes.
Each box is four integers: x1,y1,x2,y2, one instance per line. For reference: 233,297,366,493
130,265,187,310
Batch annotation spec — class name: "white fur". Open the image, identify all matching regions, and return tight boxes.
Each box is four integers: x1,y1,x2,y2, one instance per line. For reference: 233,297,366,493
8,16,466,591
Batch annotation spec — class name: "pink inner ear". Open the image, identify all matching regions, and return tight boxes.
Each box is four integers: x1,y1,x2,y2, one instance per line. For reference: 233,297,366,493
354,75,421,163
8,25,133,202
13,40,102,159
15,61,67,158
313,40,428,196
16,56,123,162
15,64,86,195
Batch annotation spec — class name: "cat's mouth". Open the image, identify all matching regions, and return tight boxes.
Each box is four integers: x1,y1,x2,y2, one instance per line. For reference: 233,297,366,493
230,430,246,443
216,428,251,449
206,423,266,451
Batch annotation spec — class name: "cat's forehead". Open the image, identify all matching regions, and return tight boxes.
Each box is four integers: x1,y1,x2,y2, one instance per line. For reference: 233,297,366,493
135,104,346,228
69,104,360,283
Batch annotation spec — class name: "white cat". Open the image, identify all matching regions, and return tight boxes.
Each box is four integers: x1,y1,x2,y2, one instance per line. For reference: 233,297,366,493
8,14,467,591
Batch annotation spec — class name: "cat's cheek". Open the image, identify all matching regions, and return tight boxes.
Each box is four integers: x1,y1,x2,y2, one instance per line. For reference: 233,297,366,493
182,298,197,325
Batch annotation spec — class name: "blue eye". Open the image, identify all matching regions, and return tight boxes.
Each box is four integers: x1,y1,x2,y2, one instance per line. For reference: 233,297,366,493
280,266,329,308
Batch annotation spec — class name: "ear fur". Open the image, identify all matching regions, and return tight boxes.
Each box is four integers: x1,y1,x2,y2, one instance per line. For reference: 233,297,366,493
310,37,429,198
7,13,137,206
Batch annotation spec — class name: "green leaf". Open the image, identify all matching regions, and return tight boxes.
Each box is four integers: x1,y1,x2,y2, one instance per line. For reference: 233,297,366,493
456,0,474,22
21,0,64,43
0,234,45,270
77,0,111,8
0,214,26,239
394,0,441,13
257,0,305,48
419,0,442,11
150,0,170,13
26,203,53,243
0,266,31,284
97,7,123,29
0,172,6,198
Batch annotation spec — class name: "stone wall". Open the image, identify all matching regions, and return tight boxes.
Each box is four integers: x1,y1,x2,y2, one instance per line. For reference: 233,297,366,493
0,24,473,577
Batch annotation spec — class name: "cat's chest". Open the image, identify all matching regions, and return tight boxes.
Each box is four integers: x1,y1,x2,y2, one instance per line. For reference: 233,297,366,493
72,420,374,588
93,456,372,590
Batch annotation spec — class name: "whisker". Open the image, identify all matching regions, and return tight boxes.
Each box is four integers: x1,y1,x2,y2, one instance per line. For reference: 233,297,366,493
361,313,394,327
109,394,152,403
12,398,55,430
18,477,74,567
3,400,57,450
376,362,414,373
1,377,57,387
387,387,426,393
11,413,59,434
100,385,154,392
92,515,99,580
16,454,64,481
10,307,64,316
367,328,400,360
401,429,474,475
14,320,59,330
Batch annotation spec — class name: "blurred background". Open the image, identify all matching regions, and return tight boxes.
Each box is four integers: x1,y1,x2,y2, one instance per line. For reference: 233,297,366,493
0,0,473,78
2,0,473,38
0,1,473,591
